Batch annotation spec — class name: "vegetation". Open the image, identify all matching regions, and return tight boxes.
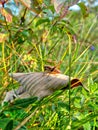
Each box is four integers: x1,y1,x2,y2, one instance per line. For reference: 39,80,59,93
0,0,98,129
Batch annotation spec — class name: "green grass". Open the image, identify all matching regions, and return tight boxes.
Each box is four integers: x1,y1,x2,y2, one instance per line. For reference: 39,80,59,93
0,4,98,130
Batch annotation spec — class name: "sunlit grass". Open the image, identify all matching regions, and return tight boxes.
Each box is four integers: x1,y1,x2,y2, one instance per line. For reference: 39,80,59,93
0,8,98,130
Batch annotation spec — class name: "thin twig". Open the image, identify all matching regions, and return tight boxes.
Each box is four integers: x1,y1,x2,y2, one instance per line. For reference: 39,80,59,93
14,108,38,130
20,8,27,25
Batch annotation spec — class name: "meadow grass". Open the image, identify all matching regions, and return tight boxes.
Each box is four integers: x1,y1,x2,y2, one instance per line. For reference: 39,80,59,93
0,9,98,130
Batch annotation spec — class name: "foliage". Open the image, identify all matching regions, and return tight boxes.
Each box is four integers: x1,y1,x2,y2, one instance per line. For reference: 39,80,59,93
0,0,98,130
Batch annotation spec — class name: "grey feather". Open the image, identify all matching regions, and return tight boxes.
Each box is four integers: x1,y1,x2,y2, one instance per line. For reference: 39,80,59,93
3,72,69,103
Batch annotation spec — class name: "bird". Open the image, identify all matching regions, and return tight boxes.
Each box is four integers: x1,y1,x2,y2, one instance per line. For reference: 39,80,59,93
3,66,89,103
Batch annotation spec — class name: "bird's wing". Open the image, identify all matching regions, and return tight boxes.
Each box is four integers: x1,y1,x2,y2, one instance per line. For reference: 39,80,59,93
9,72,70,98
3,72,88,103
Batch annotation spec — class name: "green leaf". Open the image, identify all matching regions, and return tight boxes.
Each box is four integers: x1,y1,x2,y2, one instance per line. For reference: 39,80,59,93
44,0,50,6
58,101,69,111
72,113,98,129
77,2,89,18
0,118,13,130
36,18,50,27
9,97,38,110
74,98,81,109
83,121,91,130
